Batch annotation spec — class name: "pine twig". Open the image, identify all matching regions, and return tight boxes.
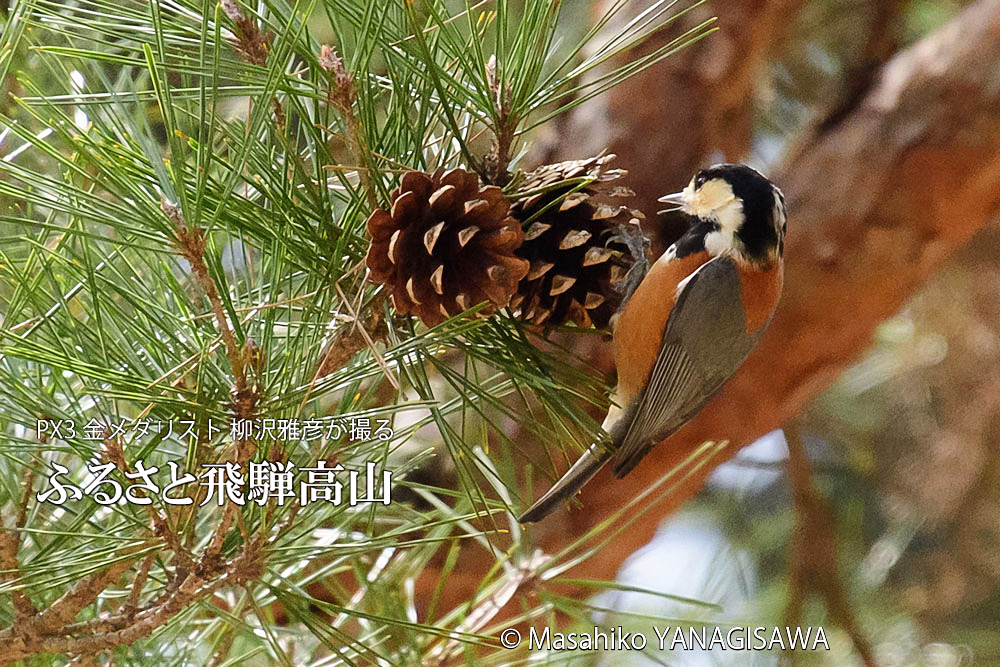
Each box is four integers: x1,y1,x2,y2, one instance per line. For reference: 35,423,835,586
483,54,516,186
163,200,248,397
334,285,398,391
162,199,259,567
207,621,238,667
320,45,378,209
220,0,271,67
220,1,287,135
122,552,157,622
101,436,193,573
784,424,874,667
68,651,100,666
15,466,35,530
314,311,383,378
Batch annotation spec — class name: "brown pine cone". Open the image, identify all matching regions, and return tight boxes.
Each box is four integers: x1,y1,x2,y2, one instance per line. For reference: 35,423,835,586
365,168,530,327
509,155,646,329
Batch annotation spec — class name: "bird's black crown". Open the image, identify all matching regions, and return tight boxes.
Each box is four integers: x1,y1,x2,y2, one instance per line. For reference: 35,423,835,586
696,163,785,264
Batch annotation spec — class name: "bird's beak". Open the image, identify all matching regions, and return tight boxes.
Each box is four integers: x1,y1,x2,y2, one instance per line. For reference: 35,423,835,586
656,191,687,215
657,191,686,206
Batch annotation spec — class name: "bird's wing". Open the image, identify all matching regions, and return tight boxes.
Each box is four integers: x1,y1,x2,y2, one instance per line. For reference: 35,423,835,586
611,256,763,478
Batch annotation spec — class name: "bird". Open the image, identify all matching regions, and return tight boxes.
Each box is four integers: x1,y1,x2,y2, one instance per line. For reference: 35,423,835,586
519,163,787,523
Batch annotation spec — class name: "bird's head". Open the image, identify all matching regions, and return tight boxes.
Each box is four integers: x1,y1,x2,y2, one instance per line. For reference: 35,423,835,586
659,163,786,267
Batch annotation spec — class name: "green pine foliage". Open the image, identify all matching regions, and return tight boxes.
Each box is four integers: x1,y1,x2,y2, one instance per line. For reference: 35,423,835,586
0,0,717,662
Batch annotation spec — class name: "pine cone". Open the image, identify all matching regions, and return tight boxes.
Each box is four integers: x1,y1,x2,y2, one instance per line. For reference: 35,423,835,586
366,168,530,327
509,155,645,329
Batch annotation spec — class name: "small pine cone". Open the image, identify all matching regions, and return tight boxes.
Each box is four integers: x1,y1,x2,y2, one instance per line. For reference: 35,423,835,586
366,168,530,327
509,155,645,329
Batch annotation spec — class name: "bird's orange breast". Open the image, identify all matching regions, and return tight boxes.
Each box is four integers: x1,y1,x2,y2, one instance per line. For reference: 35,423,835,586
738,260,783,333
612,250,711,404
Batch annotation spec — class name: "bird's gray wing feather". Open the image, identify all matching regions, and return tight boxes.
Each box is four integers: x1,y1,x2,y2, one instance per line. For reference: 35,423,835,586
611,256,762,477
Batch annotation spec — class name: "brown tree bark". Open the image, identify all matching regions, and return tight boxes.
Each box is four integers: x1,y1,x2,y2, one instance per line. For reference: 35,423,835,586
420,0,1000,621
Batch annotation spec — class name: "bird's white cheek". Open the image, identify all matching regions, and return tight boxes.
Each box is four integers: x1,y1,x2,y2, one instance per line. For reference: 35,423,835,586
703,229,733,256
701,198,744,256
715,199,744,234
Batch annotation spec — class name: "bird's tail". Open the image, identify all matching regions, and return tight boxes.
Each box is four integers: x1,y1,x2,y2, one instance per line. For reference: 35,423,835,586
518,444,611,523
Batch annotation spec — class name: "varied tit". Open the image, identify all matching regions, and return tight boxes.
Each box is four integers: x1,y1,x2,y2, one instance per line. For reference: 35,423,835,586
519,163,787,523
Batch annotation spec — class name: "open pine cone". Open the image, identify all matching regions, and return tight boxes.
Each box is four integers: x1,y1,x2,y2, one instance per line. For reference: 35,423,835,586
366,168,529,327
509,155,646,329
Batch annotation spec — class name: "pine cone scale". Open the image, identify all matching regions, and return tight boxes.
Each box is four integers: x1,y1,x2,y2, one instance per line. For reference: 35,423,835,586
524,222,551,241
559,229,591,249
456,225,479,247
584,292,605,309
527,260,554,281
582,246,615,266
429,265,445,295
400,171,433,200
549,275,576,296
390,189,420,223
478,226,521,252
423,221,445,254
427,184,456,214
